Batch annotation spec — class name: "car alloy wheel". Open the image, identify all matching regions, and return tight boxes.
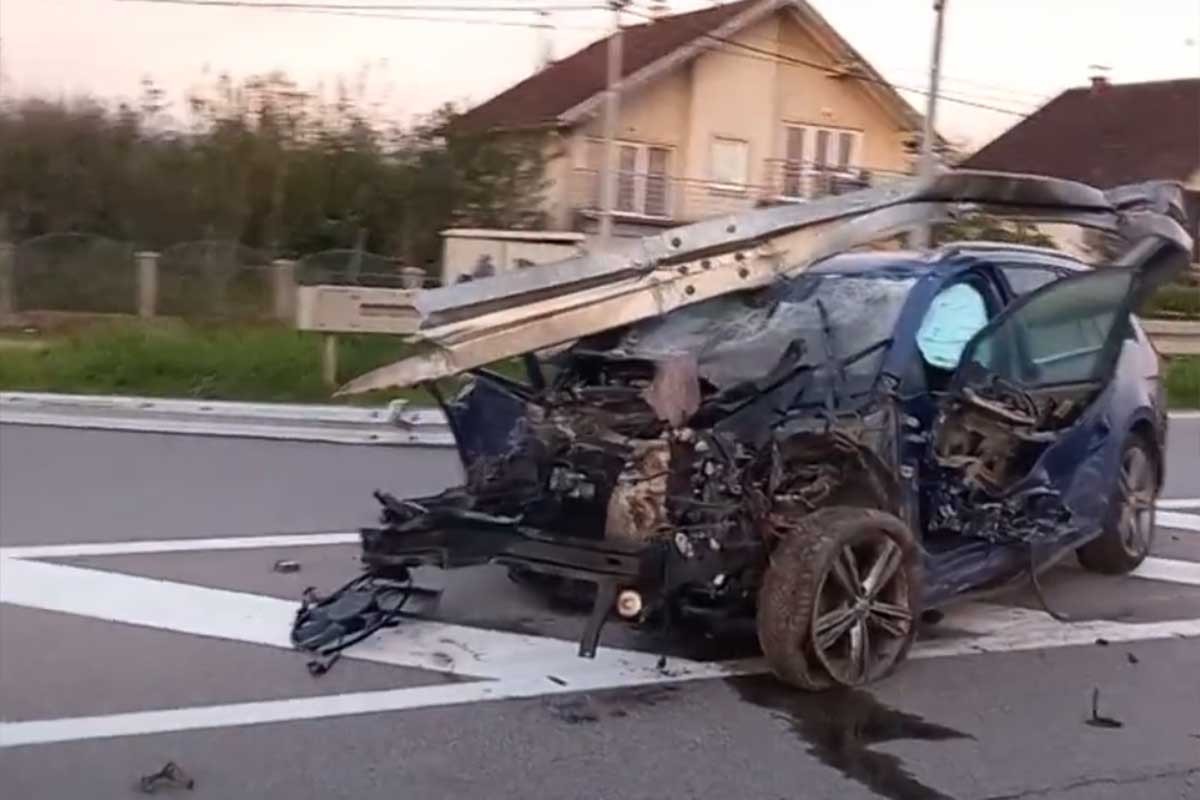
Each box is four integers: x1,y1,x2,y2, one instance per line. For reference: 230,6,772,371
1117,445,1156,559
809,534,914,686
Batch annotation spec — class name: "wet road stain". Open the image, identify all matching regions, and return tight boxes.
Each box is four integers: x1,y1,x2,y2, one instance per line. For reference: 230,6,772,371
546,685,681,725
728,675,972,800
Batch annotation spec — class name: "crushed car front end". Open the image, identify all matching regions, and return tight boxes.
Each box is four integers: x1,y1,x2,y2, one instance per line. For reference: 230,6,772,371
360,269,916,655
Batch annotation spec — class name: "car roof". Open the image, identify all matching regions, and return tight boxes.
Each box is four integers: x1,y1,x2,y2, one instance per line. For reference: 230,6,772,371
809,243,1091,277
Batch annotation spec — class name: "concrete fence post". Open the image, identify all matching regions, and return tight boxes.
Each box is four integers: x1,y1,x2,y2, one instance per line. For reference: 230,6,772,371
136,251,160,318
270,258,298,322
0,242,14,322
322,334,339,388
398,267,427,290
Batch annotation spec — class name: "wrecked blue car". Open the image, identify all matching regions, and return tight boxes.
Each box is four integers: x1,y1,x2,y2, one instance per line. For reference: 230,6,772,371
307,172,1193,690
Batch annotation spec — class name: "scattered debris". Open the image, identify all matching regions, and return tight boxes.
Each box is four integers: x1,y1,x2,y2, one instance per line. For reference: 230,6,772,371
1085,687,1124,729
547,675,568,686
273,559,301,574
546,697,599,724
138,762,195,794
1126,652,1139,665
291,575,414,676
656,655,668,673
1095,638,1110,647
547,685,681,724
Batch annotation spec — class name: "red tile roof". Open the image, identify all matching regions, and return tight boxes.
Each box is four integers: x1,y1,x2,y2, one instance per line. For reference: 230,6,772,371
456,0,759,132
963,78,1200,187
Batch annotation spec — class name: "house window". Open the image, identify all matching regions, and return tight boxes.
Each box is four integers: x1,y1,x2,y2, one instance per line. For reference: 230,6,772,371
616,145,638,213
814,129,831,169
778,124,864,198
645,147,670,217
783,127,806,197
580,139,673,218
710,137,750,189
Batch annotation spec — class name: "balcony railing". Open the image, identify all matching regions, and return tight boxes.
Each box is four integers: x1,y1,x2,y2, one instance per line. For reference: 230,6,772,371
568,161,907,226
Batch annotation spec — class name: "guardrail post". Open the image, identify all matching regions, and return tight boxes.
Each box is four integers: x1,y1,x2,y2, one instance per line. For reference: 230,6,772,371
0,242,14,322
136,251,160,318
322,334,339,388
271,258,298,322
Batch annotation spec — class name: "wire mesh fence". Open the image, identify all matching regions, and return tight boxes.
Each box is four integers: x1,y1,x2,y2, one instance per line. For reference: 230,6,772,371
156,240,275,320
0,235,438,324
296,249,416,289
13,233,137,314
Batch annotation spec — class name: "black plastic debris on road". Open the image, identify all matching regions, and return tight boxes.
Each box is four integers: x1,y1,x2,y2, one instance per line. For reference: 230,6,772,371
1085,687,1124,729
138,762,195,794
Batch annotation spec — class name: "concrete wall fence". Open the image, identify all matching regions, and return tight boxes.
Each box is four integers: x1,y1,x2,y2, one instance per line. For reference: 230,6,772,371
0,235,430,325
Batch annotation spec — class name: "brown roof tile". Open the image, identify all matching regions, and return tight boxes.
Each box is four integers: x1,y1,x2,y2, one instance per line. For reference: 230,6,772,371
963,78,1200,187
456,0,758,132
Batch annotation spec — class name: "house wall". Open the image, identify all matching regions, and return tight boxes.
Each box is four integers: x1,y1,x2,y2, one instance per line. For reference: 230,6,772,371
774,14,912,174
546,8,916,230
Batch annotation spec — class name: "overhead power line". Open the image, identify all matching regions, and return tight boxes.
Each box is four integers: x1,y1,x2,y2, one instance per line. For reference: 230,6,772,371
117,0,608,13
621,5,1030,117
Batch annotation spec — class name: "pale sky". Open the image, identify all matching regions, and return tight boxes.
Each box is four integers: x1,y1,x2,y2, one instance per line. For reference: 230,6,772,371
1,0,1198,149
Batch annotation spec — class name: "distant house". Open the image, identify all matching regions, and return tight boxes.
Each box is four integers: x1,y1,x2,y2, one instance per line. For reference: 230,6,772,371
963,77,1200,261
457,0,924,240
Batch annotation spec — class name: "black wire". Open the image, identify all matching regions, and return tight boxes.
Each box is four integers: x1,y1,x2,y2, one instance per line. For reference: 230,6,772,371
621,5,1032,117
1026,542,1075,623
119,0,607,11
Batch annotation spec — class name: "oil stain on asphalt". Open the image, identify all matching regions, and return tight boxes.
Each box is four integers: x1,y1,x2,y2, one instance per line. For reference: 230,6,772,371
728,675,972,800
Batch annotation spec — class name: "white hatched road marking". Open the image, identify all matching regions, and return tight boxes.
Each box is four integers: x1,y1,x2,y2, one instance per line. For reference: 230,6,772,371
2,504,1200,748
1157,498,1200,510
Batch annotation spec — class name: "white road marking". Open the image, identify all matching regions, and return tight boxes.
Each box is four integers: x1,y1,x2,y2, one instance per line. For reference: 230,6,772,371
0,558,707,681
1157,498,1200,510
4,529,1200,748
1158,510,1200,533
0,532,360,560
5,602,1200,748
1133,556,1200,586
1169,411,1200,421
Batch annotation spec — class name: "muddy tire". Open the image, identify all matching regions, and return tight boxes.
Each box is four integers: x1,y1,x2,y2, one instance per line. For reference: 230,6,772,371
1077,434,1158,575
756,507,921,691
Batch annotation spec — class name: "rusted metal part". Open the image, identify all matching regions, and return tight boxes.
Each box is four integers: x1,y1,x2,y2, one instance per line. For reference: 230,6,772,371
605,439,671,544
337,172,1190,396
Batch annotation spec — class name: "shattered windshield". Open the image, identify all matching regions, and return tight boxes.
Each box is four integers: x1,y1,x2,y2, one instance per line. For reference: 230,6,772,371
599,273,918,397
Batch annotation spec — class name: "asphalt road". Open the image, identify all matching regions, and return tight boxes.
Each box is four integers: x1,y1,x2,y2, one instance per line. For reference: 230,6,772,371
2,418,1199,800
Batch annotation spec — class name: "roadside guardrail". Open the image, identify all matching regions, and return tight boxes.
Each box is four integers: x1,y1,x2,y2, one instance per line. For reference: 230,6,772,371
0,392,453,446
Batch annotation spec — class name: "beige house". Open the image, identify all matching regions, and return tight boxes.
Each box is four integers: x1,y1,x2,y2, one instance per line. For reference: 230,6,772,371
459,0,925,239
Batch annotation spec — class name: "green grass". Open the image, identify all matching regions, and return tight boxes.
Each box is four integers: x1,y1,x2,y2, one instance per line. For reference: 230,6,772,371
0,320,423,404
1166,356,1200,409
1,321,1196,409
1142,283,1200,319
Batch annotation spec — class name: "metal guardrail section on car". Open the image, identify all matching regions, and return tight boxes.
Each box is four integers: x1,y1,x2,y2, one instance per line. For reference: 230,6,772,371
338,171,1195,396
1142,319,1200,356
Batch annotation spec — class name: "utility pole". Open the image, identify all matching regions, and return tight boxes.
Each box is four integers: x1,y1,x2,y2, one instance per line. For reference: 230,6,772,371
535,10,554,71
913,0,947,249
598,0,628,246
